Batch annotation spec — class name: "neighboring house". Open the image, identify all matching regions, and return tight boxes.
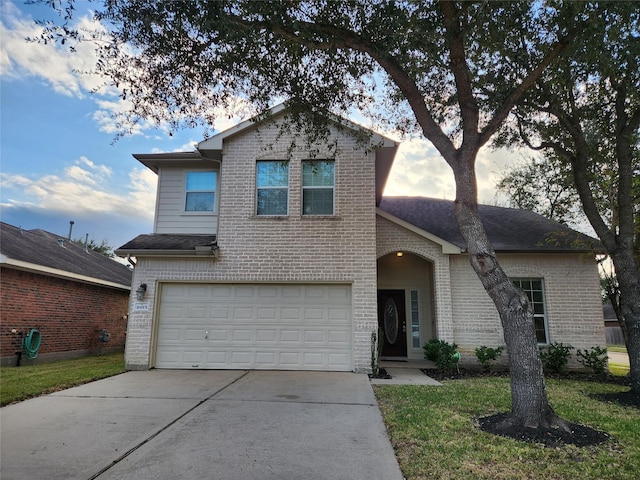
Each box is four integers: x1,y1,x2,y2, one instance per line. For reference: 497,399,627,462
116,105,605,372
0,222,132,366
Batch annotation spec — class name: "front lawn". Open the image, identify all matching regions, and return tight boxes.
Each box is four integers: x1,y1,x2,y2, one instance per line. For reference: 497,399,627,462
374,377,639,480
0,352,126,406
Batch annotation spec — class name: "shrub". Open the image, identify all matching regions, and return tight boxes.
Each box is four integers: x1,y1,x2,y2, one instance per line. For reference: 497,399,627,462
423,338,443,361
424,339,459,371
474,346,504,372
539,342,574,373
576,346,608,374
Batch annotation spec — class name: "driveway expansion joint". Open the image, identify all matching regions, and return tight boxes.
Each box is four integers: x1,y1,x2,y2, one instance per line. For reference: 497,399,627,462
86,370,251,480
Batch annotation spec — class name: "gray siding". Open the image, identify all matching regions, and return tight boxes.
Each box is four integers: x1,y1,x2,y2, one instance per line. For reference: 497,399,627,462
154,168,219,234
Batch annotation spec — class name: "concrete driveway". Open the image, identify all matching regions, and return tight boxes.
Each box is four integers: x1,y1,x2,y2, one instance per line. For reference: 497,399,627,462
0,370,403,480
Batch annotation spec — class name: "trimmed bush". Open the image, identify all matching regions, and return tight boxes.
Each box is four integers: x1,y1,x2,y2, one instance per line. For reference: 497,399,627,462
474,346,504,372
423,338,443,361
576,346,608,374
539,342,574,373
424,339,459,371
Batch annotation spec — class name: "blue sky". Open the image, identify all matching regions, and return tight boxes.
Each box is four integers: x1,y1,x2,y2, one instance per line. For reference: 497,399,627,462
1,1,515,254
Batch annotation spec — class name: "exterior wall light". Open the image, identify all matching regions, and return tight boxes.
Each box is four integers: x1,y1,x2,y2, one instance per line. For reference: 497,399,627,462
396,251,404,257
136,283,147,301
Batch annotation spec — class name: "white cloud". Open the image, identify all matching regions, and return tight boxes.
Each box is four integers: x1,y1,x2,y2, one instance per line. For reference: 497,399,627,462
384,138,456,199
383,136,524,205
0,158,156,221
0,2,110,97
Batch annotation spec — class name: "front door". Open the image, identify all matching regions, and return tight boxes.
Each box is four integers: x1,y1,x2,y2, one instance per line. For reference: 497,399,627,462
377,290,407,358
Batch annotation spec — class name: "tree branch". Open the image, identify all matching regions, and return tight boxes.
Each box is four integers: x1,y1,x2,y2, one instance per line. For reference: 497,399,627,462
227,13,458,160
479,24,582,146
440,0,479,154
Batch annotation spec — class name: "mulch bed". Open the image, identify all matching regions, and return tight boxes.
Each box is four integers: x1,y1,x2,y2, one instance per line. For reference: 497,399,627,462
477,413,612,447
421,367,639,447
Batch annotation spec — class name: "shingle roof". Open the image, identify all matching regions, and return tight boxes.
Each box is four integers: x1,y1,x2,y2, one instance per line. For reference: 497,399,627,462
379,197,599,253
0,222,132,288
115,234,218,255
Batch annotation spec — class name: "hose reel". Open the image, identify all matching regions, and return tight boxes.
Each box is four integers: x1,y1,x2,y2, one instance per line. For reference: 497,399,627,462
22,329,42,359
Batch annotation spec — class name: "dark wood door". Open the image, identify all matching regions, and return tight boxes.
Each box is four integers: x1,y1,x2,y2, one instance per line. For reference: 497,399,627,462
377,290,407,357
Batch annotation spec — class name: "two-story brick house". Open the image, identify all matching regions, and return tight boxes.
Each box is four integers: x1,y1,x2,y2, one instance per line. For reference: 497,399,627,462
116,105,606,372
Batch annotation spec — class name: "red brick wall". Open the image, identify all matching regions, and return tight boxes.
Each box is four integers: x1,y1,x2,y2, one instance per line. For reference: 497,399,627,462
1,267,130,364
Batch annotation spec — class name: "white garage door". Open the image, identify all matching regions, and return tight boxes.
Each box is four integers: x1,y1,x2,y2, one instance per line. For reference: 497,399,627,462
155,283,352,371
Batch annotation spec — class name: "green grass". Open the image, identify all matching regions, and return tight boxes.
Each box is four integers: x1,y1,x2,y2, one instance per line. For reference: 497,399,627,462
608,346,628,354
0,352,126,406
608,345,630,376
375,377,639,480
609,363,630,376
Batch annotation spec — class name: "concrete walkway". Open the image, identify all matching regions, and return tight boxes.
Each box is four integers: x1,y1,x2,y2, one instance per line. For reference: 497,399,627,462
0,370,404,480
608,351,630,367
370,360,442,386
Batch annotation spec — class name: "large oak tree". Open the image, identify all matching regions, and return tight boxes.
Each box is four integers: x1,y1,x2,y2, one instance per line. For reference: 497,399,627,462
39,0,602,432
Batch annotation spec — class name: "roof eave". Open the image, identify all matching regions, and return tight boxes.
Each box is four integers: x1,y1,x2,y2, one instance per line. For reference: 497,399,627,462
132,152,218,173
115,248,219,258
197,103,398,157
0,257,131,290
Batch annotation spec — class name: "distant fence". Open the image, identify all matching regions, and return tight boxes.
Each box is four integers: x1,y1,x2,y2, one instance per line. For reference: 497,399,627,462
605,325,625,346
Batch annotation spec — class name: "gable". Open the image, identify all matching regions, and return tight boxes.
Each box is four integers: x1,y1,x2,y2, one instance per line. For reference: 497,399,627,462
197,104,398,206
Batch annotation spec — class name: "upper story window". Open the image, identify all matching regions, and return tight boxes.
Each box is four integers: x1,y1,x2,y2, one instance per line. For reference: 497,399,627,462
512,278,549,344
256,160,289,216
185,171,217,212
302,160,334,215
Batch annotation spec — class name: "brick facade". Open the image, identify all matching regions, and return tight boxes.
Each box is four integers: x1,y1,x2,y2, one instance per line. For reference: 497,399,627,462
124,114,606,373
376,215,606,368
125,119,379,371
1,268,130,365
449,253,606,368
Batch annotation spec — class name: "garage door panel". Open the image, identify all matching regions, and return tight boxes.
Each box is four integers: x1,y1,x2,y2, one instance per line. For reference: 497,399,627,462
155,284,352,370
158,327,181,342
256,329,277,342
328,331,350,344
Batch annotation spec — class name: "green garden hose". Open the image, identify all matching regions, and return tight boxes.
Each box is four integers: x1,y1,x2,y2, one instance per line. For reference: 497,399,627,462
23,329,42,359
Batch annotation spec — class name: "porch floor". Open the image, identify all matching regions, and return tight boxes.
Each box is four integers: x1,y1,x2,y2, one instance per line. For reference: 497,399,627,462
372,359,441,386
380,358,436,369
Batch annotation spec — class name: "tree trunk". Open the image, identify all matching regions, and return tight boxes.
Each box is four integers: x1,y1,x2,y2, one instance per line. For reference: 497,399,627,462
452,158,569,430
609,248,640,395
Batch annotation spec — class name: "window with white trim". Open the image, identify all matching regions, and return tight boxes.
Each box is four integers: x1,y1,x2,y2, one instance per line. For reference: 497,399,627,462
512,278,549,344
302,160,334,215
185,171,216,212
256,160,289,216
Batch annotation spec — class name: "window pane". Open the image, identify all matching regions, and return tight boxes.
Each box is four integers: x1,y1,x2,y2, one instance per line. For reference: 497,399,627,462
185,192,214,212
303,161,334,186
257,189,288,215
185,171,216,212
186,171,216,190
257,161,288,187
303,189,333,215
512,277,548,344
534,317,547,343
